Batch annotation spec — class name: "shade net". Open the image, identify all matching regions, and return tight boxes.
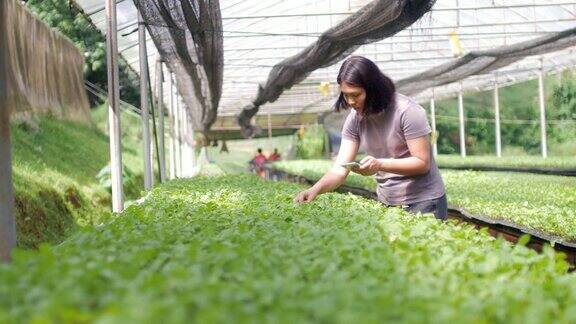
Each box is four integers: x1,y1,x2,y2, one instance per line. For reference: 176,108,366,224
396,26,576,96
323,25,576,134
1,0,90,121
236,0,436,137
133,0,224,134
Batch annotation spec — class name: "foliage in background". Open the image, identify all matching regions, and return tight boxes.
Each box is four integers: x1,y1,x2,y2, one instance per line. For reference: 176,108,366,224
550,77,576,143
96,164,144,201
90,104,153,195
24,0,140,107
90,104,155,179
425,72,576,155
296,124,327,159
10,107,145,248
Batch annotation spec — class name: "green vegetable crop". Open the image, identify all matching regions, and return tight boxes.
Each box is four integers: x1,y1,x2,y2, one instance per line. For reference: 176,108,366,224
1,175,576,322
274,160,576,242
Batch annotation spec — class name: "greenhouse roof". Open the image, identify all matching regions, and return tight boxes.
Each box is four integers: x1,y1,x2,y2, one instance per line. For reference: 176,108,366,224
74,0,576,124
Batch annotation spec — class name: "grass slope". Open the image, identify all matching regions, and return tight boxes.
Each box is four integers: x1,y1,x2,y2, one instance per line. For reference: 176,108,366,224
11,109,144,248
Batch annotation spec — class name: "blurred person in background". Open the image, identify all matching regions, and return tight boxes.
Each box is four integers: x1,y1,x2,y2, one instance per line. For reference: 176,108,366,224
268,148,281,162
250,148,268,178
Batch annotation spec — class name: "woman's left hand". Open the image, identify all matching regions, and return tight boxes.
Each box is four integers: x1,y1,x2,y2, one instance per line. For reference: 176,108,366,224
353,155,382,176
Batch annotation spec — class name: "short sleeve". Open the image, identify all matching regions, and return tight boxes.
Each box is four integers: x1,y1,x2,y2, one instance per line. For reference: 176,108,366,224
341,110,360,142
401,103,431,140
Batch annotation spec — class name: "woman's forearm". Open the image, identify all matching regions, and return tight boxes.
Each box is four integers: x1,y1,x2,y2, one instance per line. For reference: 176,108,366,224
379,157,430,176
311,169,348,194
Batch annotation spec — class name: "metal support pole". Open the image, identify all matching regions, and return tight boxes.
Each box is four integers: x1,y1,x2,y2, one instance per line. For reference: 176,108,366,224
191,127,197,172
267,112,272,150
168,72,175,180
180,99,192,177
458,82,466,158
150,137,154,185
456,1,465,159
186,114,196,176
494,77,502,158
180,98,187,177
156,60,166,182
138,12,152,190
106,0,124,212
323,116,331,159
328,0,333,26
174,94,180,178
0,0,15,263
430,91,438,158
146,68,159,188
180,102,187,177
0,105,16,263
175,95,182,177
538,59,548,158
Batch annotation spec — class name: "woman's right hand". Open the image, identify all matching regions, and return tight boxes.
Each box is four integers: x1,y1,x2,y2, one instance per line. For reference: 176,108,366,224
294,188,319,203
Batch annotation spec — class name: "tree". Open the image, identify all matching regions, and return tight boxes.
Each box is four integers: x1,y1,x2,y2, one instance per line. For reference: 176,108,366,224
25,0,140,107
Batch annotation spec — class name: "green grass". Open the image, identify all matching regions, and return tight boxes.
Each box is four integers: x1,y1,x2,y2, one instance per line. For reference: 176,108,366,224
12,116,110,187
10,107,145,248
90,105,147,174
273,159,576,241
1,175,575,322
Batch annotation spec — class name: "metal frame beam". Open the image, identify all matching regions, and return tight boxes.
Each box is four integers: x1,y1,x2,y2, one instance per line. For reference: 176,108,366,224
0,86,15,263
0,0,15,263
139,12,153,190
156,61,166,183
168,72,176,180
430,92,438,158
494,76,502,158
538,59,548,158
457,81,466,158
106,0,124,213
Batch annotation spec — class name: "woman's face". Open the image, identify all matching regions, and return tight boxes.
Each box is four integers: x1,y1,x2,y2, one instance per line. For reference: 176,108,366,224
340,82,366,113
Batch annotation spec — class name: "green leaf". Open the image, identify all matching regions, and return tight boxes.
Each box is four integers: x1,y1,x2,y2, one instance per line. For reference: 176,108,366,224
517,234,531,246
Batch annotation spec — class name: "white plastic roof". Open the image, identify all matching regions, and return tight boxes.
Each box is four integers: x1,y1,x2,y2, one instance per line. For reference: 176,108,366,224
74,0,576,122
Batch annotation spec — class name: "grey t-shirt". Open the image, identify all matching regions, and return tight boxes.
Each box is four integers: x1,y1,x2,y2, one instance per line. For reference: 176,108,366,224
341,93,445,205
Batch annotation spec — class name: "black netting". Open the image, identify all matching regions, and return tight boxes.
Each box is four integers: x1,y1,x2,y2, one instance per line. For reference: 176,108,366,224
236,0,436,137
133,0,223,133
396,26,576,95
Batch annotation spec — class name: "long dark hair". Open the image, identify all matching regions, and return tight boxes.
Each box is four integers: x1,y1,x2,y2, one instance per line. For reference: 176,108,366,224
334,56,396,115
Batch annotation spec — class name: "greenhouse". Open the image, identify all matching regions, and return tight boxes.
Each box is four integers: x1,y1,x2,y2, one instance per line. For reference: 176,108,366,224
1,0,576,322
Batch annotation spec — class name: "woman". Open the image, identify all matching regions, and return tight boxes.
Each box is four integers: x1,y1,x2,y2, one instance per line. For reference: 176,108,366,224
294,56,447,220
